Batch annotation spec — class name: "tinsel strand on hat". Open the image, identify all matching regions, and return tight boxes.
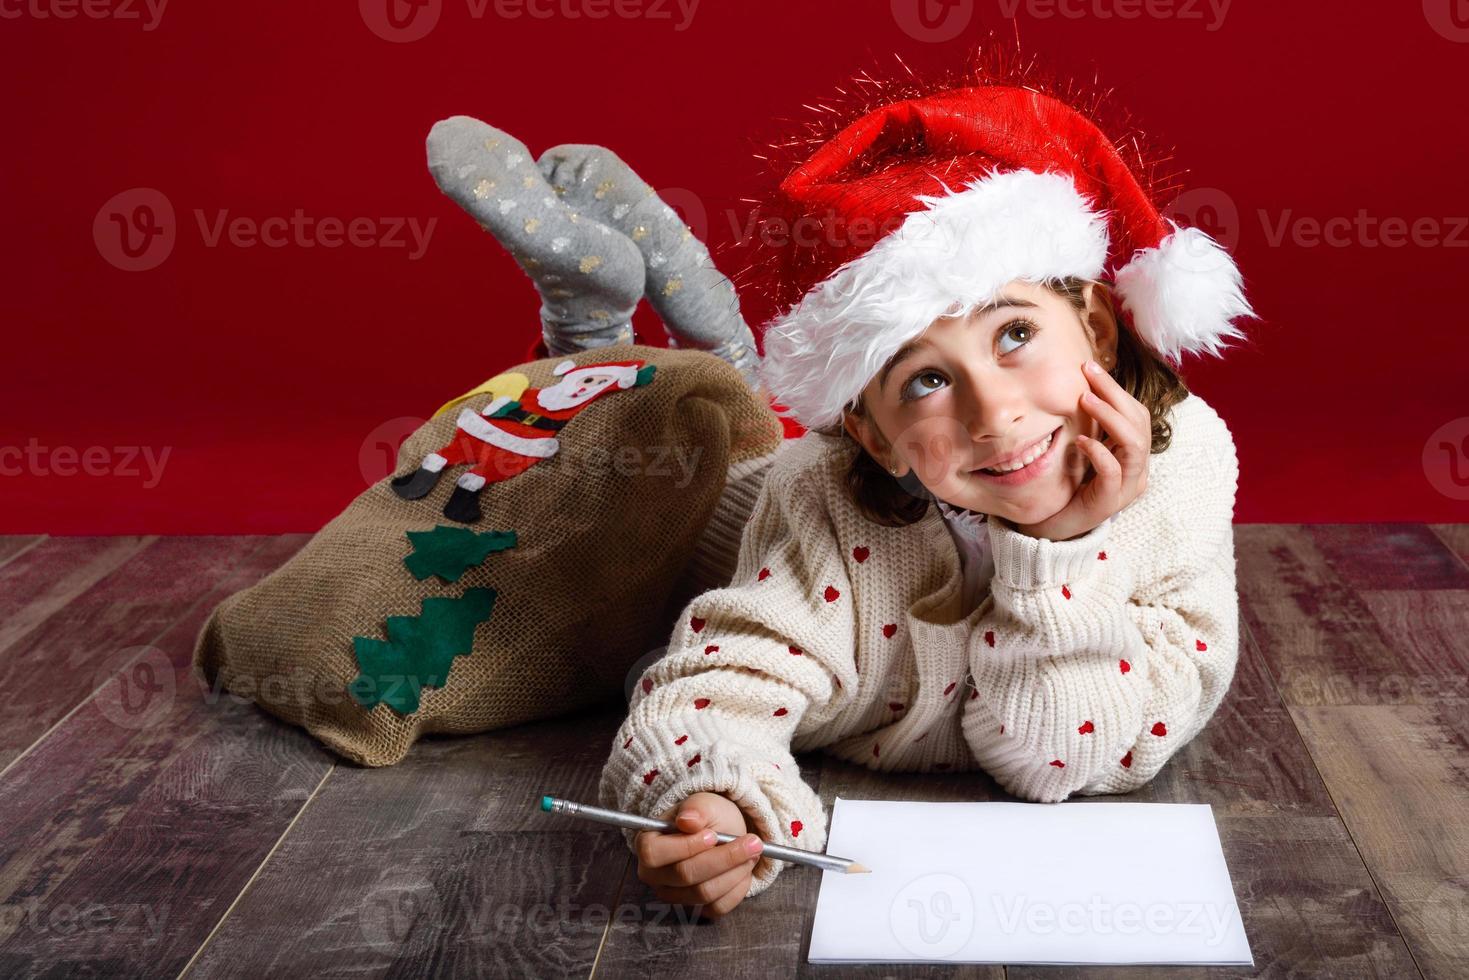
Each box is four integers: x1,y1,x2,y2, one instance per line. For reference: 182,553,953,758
723,46,1257,433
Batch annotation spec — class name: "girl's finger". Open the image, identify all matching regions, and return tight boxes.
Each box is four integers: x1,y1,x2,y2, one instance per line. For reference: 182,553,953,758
655,857,757,910
643,836,759,888
636,826,718,871
1077,436,1123,512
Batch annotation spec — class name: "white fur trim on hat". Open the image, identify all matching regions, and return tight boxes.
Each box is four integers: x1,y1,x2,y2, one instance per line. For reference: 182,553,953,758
757,169,1109,432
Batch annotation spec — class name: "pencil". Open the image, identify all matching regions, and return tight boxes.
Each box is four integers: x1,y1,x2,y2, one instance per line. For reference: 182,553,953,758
538,795,871,875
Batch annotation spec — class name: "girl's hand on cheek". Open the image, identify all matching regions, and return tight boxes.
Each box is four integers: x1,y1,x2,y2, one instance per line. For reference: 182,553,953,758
1011,360,1151,541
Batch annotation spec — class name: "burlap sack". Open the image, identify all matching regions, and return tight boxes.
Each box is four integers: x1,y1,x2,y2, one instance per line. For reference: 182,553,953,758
192,344,785,766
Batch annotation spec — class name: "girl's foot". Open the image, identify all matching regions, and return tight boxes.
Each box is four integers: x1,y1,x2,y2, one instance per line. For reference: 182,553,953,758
536,143,762,390
427,116,645,356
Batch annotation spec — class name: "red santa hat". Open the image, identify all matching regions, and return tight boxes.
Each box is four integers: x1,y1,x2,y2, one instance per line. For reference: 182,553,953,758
552,358,647,389
755,84,1255,432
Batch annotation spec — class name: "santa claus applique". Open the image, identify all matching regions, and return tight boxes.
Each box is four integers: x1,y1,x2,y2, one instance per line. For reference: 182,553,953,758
391,358,655,523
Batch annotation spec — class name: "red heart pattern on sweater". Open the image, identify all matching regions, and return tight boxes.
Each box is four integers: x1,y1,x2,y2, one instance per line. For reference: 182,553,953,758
674,734,688,745
1119,659,1131,674
1120,750,1133,768
704,644,719,655
642,677,653,693
1061,584,1072,600
1196,639,1207,651
758,567,770,581
853,546,870,563
824,585,841,602
1151,721,1167,737
1078,720,1095,735
791,819,803,837
694,697,711,710
883,623,897,639
687,753,701,767
943,681,957,697
1098,551,1108,560
642,769,659,784
984,630,995,647
690,616,706,633
790,645,803,655
1050,759,1065,768
773,707,788,716
623,736,633,749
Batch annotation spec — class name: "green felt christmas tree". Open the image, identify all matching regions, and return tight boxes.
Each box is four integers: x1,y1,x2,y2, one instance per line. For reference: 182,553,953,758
348,587,496,715
404,525,517,582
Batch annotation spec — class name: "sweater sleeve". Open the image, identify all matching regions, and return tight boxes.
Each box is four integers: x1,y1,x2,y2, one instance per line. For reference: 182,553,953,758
598,449,855,898
960,424,1241,803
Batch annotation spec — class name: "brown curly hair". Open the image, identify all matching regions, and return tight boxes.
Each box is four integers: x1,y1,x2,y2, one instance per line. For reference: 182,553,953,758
813,277,1192,528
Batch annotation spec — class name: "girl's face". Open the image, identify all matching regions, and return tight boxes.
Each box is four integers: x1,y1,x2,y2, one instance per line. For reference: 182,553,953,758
841,278,1120,526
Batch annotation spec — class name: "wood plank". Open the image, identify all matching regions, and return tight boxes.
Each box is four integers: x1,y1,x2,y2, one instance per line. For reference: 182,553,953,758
1292,703,1469,980
0,536,154,659
180,704,634,978
1308,524,1469,592
0,534,328,980
1350,590,1469,703
1426,525,1469,570
1235,525,1435,706
0,535,279,769
0,536,45,570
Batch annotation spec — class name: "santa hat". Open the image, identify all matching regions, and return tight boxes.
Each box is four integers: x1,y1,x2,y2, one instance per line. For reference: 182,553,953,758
755,84,1256,432
552,358,651,389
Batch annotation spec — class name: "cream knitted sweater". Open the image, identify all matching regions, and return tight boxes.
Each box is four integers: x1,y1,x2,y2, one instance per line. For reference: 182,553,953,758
600,392,1241,897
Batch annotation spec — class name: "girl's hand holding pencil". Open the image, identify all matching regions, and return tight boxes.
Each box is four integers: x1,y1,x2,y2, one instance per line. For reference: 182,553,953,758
635,792,762,920
539,793,869,921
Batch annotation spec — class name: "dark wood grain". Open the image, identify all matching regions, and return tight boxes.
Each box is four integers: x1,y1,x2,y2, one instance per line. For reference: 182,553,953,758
1,526,1466,977
181,705,634,979
0,536,45,569
1235,525,1444,707
0,536,153,658
0,535,280,768
0,534,327,980
1289,703,1469,980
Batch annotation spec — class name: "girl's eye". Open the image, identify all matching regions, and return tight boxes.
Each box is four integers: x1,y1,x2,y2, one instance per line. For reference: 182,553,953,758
898,320,1039,404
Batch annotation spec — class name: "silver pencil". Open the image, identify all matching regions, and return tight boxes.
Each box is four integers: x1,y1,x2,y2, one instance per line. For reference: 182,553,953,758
539,795,871,875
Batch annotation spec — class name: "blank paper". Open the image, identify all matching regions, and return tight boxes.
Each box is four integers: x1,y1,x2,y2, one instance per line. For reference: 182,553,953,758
808,798,1252,966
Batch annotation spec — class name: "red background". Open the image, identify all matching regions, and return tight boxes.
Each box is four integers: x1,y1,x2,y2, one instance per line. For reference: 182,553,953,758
3,0,1468,533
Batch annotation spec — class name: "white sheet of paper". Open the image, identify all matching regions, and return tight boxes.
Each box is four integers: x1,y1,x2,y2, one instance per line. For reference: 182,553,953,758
809,798,1252,966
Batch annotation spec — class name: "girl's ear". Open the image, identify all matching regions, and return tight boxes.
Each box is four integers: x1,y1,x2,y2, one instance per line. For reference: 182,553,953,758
842,407,895,472
1082,280,1121,362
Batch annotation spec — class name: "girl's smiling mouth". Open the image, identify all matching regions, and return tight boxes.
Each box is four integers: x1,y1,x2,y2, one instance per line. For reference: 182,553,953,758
970,425,1063,487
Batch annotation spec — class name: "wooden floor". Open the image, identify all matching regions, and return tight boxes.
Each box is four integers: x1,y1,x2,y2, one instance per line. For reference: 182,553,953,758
0,527,1465,979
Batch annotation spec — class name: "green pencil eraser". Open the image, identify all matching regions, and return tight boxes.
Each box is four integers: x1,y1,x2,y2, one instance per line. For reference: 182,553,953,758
540,795,553,812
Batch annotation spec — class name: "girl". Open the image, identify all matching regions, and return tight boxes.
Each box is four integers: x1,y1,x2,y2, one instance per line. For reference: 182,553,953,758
601,81,1255,920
